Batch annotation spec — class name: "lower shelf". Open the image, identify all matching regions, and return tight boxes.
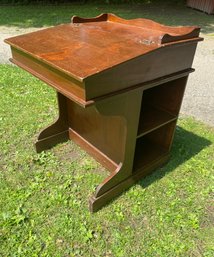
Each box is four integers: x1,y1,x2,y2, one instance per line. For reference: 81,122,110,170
133,137,169,174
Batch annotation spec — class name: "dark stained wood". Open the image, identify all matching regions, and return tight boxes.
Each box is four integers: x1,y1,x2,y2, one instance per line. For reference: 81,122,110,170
5,14,203,212
5,13,202,80
134,121,177,173
93,89,143,197
137,105,177,137
72,13,108,23
35,92,69,152
35,130,69,153
69,128,118,172
137,76,188,137
72,13,201,44
10,48,88,107
141,77,188,116
85,44,196,100
133,138,169,173
67,100,126,164
89,154,170,212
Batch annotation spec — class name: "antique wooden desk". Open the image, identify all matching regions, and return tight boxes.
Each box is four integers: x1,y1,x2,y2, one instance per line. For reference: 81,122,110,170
5,14,203,212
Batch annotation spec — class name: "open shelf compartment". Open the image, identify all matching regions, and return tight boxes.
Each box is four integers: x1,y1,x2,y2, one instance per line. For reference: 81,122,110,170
133,120,177,174
137,76,187,137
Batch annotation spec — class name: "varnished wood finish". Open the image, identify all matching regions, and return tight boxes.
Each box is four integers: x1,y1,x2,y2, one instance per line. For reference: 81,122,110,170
67,100,126,165
69,128,118,172
35,92,69,152
72,13,201,45
5,14,203,212
138,76,187,136
5,14,203,101
137,105,177,137
10,48,88,107
93,89,143,197
89,154,170,213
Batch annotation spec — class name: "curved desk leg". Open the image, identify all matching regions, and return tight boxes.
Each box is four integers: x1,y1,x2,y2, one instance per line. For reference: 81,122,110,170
35,92,69,153
89,89,143,212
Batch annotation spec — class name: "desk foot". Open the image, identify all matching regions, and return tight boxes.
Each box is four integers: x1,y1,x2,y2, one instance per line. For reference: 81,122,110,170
35,92,69,153
35,129,69,153
89,154,169,212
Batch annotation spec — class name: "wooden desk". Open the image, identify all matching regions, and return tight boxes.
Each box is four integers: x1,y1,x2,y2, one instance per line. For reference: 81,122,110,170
5,13,203,212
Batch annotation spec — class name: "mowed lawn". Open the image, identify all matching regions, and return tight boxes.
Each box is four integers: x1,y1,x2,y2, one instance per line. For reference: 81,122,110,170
0,2,214,256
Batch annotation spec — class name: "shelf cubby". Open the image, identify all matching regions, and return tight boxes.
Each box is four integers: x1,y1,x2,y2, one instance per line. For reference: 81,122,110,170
137,104,177,137
137,77,187,137
134,120,177,174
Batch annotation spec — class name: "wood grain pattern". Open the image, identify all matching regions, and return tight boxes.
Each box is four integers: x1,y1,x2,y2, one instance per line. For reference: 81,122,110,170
6,13,202,80
5,14,203,100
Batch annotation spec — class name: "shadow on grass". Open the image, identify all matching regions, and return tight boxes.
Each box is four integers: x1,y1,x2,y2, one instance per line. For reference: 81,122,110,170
0,2,213,34
96,125,211,211
138,125,211,189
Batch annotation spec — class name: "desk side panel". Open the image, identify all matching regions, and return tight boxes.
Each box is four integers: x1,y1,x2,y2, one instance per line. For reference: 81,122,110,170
67,100,126,165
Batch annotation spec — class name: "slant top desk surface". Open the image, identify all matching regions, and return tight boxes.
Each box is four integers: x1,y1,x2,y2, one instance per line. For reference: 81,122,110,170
5,13,201,81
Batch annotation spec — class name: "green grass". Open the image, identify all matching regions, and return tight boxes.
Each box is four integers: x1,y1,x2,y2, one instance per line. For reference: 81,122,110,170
0,2,214,34
0,64,214,256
